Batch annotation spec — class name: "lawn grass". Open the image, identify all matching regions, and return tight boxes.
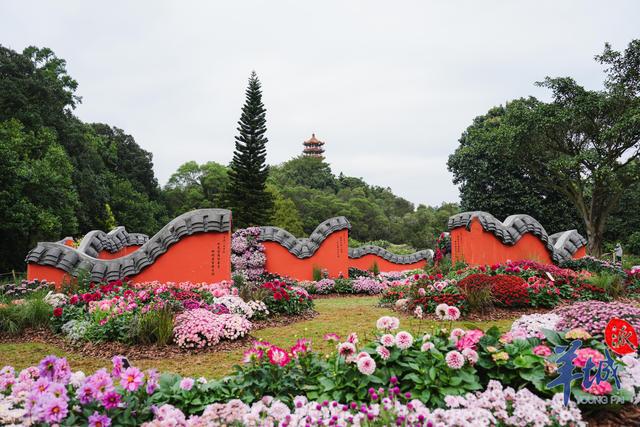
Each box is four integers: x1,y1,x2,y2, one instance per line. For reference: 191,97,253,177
0,296,514,379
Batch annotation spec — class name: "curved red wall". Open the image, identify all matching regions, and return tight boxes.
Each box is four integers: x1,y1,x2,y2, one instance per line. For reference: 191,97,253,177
348,255,426,272
262,230,349,280
27,233,231,286
98,245,142,259
450,219,554,265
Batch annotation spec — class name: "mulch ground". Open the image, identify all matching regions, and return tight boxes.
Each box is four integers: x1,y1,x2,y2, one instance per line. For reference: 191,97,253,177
0,310,317,360
585,405,640,426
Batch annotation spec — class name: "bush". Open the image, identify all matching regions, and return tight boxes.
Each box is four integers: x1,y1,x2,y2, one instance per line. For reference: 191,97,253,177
333,279,353,294
525,277,560,308
489,275,529,307
351,277,387,295
586,272,626,299
133,306,174,346
262,280,314,315
173,309,223,349
458,274,493,312
554,300,640,336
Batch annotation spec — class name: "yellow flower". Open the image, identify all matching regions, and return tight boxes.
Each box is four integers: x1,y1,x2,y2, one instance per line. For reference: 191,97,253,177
492,351,509,362
487,346,498,353
565,328,592,340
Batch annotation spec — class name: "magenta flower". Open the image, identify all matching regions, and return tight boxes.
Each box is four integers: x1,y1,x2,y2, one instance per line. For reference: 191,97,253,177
88,411,112,427
267,346,290,367
101,391,121,409
120,367,144,392
533,345,552,357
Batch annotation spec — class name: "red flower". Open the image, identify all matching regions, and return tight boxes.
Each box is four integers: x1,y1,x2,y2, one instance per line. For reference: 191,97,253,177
69,295,79,305
53,307,63,317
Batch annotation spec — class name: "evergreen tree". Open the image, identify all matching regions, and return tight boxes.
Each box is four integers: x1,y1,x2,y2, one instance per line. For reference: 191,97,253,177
225,71,273,227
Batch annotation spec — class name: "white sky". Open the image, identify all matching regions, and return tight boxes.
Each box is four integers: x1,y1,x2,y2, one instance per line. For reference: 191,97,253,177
1,1,639,206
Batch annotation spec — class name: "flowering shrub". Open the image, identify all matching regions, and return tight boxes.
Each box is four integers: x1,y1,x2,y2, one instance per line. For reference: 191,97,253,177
510,313,561,338
553,300,640,336
261,280,314,315
560,256,625,276
526,276,560,308
351,276,388,295
299,278,335,294
142,380,584,427
173,309,223,349
231,227,266,281
489,275,529,307
215,313,252,340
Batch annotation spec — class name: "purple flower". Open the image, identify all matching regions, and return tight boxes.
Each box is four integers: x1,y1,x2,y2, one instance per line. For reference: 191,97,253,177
179,377,195,391
88,411,112,427
38,355,57,380
41,396,68,424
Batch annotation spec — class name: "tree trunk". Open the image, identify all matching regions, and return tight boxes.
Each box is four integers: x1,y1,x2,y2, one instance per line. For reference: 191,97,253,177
585,222,603,257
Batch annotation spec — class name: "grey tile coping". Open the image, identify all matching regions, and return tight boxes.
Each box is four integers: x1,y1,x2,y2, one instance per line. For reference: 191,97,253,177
25,209,231,282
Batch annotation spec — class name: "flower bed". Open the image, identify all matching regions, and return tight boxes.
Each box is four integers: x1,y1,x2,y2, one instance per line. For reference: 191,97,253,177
382,257,640,320
7,301,640,425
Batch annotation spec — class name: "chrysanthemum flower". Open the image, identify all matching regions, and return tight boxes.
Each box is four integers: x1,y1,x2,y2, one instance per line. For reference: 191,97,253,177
395,331,414,350
445,351,465,369
356,357,376,375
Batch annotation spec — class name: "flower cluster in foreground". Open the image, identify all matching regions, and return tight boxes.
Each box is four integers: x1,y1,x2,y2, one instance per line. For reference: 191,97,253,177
141,380,584,427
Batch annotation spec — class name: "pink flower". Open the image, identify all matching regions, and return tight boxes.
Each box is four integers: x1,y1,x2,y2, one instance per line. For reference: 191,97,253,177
42,397,68,423
573,348,604,368
461,348,479,364
290,338,311,358
533,345,552,357
347,333,359,344
583,381,612,395
323,333,341,342
445,351,465,369
267,346,290,367
418,288,426,297
395,331,414,350
337,342,356,358
445,306,461,321
449,328,466,342
120,367,144,392
376,345,390,360
376,316,400,331
179,377,195,391
421,341,435,352
456,330,484,351
356,357,376,375
380,334,395,347
242,348,263,363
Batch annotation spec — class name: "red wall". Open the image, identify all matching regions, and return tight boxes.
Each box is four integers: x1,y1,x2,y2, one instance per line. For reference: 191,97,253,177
348,254,426,272
98,245,142,259
26,232,231,286
451,218,554,265
262,230,349,280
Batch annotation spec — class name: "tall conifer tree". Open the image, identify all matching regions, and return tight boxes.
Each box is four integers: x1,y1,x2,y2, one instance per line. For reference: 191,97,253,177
225,71,273,227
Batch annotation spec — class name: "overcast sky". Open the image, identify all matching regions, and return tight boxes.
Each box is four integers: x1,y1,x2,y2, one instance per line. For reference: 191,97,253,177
1,1,639,207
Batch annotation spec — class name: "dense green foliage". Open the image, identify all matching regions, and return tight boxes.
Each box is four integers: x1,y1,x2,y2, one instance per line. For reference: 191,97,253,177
449,40,640,255
0,45,167,271
224,71,273,228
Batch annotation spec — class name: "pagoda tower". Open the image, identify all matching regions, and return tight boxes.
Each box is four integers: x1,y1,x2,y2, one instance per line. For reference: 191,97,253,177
302,133,325,158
